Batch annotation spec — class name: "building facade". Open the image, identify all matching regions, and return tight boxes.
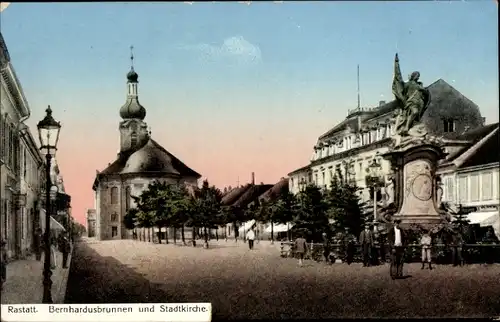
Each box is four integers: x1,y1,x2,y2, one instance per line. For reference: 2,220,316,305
288,79,485,207
0,32,46,260
86,209,96,237
92,64,202,241
438,124,499,236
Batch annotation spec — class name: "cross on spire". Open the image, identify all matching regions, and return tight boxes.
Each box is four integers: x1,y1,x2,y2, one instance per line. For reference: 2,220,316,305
130,45,134,70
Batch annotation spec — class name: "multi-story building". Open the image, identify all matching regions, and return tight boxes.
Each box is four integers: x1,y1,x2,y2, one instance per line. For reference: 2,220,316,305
18,124,45,258
0,32,40,260
86,209,96,237
438,123,499,237
288,79,485,206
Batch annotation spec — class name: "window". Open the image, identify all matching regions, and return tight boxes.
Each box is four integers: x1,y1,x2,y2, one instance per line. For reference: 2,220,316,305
110,187,118,204
125,187,131,211
469,175,479,202
111,213,118,222
131,131,138,147
445,177,454,202
314,173,318,185
482,172,493,201
322,172,326,186
458,176,468,203
111,226,118,237
443,119,456,133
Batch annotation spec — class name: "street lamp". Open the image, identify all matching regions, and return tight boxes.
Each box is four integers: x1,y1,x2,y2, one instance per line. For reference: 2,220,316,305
366,158,383,231
37,105,61,304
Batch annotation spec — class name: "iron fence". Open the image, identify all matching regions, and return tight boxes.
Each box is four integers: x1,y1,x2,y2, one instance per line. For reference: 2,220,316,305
280,242,500,264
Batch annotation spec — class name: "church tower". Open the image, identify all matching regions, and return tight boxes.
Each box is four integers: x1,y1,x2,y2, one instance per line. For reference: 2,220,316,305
119,46,149,153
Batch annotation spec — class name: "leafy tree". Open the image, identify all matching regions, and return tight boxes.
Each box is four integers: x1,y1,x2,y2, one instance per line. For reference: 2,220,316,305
124,207,139,239
189,180,223,248
293,184,330,242
325,175,365,237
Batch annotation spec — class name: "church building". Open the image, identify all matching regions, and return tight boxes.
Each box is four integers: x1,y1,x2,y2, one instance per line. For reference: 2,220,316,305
92,57,201,240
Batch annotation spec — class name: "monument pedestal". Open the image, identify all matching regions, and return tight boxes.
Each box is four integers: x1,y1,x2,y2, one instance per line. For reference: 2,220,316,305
382,137,448,230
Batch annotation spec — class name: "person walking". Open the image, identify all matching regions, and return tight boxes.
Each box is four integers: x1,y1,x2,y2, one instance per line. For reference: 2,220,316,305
359,224,375,267
420,231,433,270
322,232,331,264
1,239,7,290
34,228,43,261
246,226,256,250
387,219,406,279
294,234,308,266
342,227,356,265
58,232,71,269
451,227,464,267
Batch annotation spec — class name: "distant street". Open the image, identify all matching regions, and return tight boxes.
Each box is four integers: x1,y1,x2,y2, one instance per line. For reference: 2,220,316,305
66,238,500,319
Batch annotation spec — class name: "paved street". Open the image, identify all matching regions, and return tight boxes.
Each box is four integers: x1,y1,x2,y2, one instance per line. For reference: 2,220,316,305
66,238,500,319
1,250,72,304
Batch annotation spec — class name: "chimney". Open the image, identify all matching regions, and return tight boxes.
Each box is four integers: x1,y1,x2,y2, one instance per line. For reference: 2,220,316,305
379,100,386,107
251,172,255,185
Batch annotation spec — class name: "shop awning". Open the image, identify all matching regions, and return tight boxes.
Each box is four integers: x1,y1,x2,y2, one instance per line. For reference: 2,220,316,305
238,220,256,233
465,211,499,239
39,209,66,232
264,223,294,233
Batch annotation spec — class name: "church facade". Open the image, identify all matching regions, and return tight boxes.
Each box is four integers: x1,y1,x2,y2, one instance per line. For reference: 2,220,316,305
92,63,201,241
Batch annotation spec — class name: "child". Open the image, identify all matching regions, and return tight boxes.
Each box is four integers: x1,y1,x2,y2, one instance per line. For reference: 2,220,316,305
294,234,308,266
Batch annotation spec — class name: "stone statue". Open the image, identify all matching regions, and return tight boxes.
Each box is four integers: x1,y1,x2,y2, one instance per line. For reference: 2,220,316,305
435,176,443,209
392,53,431,136
385,174,395,205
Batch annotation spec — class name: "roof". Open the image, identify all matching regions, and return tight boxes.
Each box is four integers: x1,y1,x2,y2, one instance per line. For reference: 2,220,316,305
445,123,499,163
460,126,499,168
221,184,252,206
258,178,289,203
318,79,477,140
232,184,274,208
287,164,311,176
93,137,201,188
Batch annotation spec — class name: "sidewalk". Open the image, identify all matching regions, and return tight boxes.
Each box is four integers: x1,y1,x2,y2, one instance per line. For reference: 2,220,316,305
1,248,72,304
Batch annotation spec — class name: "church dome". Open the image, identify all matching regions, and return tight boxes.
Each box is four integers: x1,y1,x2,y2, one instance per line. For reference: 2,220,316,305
127,69,138,83
122,139,181,175
120,98,146,120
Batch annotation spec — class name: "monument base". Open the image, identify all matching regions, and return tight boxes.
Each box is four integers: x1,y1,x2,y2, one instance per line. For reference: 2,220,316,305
383,134,449,231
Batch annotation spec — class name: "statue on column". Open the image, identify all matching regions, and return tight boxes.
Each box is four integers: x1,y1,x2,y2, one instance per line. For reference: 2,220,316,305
392,53,431,137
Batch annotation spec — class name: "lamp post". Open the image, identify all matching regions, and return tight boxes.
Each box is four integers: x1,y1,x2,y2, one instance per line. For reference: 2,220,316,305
37,106,61,304
366,158,383,232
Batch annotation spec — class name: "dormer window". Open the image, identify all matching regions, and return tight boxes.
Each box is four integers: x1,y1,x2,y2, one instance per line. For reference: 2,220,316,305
443,119,455,133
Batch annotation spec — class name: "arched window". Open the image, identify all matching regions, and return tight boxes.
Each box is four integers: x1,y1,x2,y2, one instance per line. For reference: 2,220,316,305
111,212,118,222
110,187,118,204
125,187,131,211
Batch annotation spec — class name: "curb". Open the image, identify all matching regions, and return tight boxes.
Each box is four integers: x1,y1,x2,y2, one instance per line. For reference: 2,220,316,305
53,245,73,304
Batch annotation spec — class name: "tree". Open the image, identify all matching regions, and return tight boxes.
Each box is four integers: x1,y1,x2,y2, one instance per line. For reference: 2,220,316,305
124,207,139,239
293,184,330,242
190,180,223,248
325,175,365,237
167,185,192,245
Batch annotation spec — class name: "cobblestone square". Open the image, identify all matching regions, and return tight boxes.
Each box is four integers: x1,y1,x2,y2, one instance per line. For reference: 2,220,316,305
66,238,500,319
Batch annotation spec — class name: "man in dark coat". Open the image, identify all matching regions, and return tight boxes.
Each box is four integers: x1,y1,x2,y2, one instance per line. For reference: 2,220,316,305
359,224,375,267
34,228,43,261
342,227,357,265
387,219,406,279
58,232,71,269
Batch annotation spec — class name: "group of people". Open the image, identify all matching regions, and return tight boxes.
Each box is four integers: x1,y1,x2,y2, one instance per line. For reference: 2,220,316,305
0,229,71,291
291,219,499,278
